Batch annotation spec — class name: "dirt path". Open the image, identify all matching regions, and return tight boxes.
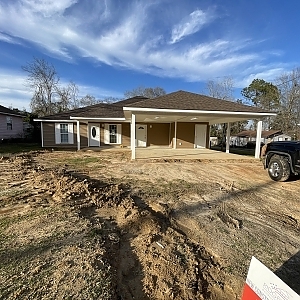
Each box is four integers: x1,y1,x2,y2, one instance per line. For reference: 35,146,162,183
1,150,300,299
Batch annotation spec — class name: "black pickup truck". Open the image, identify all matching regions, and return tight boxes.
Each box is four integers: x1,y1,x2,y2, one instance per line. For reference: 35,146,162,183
262,141,300,181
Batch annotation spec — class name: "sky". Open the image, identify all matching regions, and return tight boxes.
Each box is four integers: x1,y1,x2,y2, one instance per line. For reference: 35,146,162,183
1,0,300,111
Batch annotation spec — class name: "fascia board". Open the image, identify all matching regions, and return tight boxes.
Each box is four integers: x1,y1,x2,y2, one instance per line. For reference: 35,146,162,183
123,107,277,117
69,117,126,121
34,119,77,122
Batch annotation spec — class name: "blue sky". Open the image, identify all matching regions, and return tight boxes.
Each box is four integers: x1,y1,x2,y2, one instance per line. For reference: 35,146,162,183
0,0,300,111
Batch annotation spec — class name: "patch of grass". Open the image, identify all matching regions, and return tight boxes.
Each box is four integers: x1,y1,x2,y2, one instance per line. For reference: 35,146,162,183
64,157,101,166
134,179,214,202
0,143,42,154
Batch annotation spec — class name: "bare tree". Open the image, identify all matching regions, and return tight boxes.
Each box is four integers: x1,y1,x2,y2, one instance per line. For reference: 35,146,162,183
205,77,241,148
78,94,98,107
23,58,60,116
274,68,300,137
206,76,234,100
78,95,121,107
124,86,166,99
22,58,80,116
57,81,79,111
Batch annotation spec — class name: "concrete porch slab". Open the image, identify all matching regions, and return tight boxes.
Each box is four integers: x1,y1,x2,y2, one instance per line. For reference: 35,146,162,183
135,147,256,160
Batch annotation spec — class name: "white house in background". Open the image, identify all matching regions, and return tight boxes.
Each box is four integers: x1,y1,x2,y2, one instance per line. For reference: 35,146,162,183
231,130,292,146
0,105,24,140
271,133,292,142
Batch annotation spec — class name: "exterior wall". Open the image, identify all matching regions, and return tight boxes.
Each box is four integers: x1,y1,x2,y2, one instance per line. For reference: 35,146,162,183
147,123,170,146
43,122,77,148
172,122,209,148
170,123,175,148
43,123,55,147
41,120,209,149
80,123,88,147
0,113,23,139
206,125,210,148
121,123,131,147
176,122,195,148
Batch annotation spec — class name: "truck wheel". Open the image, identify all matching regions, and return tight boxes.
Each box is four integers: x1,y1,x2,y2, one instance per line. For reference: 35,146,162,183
268,155,291,182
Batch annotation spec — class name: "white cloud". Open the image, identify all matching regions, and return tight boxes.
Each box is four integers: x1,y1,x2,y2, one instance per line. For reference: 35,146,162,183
170,9,213,44
0,0,289,88
0,32,20,44
0,71,31,110
235,65,288,88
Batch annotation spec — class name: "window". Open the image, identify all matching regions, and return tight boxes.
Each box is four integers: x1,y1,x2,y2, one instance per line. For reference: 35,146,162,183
55,123,74,144
104,124,121,144
60,124,69,143
109,124,117,143
6,116,12,130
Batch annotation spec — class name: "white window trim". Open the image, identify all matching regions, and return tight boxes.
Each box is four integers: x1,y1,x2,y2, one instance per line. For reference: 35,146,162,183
6,116,12,131
104,124,122,144
55,123,74,145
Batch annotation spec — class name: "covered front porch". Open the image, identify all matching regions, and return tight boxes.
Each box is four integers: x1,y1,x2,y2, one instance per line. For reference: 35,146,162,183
124,108,268,160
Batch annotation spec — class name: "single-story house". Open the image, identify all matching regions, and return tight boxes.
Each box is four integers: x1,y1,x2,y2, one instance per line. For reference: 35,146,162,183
0,105,24,140
232,130,291,146
34,90,276,159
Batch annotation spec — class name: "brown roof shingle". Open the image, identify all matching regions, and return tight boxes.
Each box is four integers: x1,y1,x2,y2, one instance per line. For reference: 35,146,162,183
0,105,23,116
39,90,274,120
113,96,149,106
126,90,272,113
41,103,124,120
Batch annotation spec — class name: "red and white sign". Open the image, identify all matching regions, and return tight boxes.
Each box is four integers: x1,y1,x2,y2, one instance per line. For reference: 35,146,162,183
242,256,300,300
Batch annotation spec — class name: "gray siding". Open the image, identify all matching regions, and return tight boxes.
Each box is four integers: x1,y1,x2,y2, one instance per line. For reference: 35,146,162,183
0,113,23,139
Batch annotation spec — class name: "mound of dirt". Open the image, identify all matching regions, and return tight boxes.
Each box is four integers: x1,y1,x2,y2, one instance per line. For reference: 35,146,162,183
0,153,236,299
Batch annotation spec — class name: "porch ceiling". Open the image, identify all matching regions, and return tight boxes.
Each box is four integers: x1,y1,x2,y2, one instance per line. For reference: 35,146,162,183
124,111,267,124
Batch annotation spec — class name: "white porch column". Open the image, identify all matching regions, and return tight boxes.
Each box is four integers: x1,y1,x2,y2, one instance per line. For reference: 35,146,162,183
255,120,263,158
41,122,44,147
173,121,177,149
131,113,136,160
76,120,80,151
226,123,231,153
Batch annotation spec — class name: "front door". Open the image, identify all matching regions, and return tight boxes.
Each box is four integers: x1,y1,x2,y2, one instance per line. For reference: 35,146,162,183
89,123,100,147
195,124,207,148
136,124,147,147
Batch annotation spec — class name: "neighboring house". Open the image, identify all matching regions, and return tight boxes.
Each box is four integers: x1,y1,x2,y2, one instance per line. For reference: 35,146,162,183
0,105,24,140
232,130,291,146
34,90,276,159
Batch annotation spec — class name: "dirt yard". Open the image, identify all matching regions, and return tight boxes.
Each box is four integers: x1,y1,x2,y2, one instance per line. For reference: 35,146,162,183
1,149,300,299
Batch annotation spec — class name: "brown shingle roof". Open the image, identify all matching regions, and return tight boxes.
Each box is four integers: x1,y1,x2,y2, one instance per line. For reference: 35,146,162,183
0,105,23,116
41,103,124,120
127,90,271,113
113,96,149,106
39,90,274,120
